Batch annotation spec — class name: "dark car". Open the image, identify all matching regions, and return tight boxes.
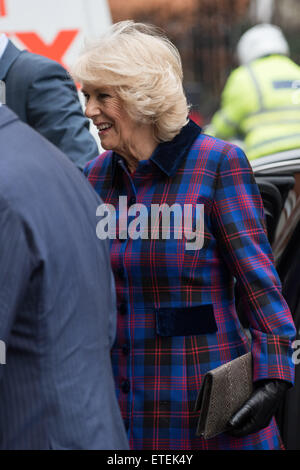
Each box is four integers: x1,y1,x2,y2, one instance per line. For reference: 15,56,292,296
251,149,300,450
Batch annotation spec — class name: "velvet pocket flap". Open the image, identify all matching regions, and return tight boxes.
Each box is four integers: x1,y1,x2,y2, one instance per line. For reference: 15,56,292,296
156,304,218,337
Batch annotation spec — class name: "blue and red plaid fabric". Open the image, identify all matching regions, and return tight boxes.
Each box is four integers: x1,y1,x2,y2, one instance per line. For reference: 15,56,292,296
84,120,296,450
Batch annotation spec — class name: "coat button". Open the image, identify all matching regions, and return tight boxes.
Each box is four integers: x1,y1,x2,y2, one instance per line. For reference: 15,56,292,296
121,379,130,394
118,303,127,315
122,344,130,356
117,267,124,278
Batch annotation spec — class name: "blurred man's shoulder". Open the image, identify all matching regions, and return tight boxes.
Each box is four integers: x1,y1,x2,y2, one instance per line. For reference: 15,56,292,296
14,48,69,79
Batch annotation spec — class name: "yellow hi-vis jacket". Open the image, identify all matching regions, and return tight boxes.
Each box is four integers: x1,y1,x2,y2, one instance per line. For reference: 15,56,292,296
206,55,300,160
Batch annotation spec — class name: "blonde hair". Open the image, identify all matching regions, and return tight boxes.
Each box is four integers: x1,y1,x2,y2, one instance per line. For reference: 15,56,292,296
71,21,190,142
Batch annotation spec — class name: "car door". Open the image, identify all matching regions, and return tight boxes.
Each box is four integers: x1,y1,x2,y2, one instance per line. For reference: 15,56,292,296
252,150,300,450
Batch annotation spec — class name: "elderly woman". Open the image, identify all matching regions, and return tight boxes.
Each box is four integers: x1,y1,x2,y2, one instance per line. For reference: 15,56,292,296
72,21,296,450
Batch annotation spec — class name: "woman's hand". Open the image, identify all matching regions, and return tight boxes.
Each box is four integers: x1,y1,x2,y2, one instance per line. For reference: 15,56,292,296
226,379,290,437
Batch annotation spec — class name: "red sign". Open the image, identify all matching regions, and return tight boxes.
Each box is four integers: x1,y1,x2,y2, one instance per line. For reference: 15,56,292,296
0,0,6,17
15,30,79,67
0,0,110,78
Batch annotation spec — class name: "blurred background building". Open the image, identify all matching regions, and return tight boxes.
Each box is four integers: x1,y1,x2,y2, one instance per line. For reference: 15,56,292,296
108,0,300,126
2,0,300,128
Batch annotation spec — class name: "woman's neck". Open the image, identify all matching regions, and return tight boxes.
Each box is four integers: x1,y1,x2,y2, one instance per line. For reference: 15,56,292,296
118,125,158,173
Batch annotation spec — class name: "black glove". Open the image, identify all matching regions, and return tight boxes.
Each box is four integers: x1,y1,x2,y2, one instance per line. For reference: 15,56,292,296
226,379,290,437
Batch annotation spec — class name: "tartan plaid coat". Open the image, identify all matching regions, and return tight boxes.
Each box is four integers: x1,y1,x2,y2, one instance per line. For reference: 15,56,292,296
84,120,296,450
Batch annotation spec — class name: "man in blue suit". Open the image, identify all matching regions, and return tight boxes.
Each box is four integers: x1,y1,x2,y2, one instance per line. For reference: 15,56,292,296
0,34,98,169
0,103,129,450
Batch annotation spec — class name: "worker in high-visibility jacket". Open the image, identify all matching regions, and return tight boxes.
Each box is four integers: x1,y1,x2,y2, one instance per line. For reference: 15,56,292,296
206,24,300,160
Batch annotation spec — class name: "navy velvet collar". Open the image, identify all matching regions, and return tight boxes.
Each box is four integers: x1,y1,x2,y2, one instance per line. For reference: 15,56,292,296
112,119,201,181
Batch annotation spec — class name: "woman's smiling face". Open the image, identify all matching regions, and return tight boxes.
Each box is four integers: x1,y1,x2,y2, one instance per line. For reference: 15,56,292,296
82,84,138,156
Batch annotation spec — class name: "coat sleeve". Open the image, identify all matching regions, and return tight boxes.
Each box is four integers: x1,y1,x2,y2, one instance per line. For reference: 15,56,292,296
0,199,33,372
26,59,99,170
211,144,296,384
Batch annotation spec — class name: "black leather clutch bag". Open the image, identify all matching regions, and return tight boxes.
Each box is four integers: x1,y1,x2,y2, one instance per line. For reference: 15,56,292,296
194,352,253,439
